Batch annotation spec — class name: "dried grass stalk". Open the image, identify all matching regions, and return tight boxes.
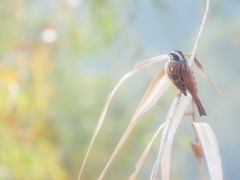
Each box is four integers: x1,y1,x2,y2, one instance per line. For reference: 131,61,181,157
150,93,192,180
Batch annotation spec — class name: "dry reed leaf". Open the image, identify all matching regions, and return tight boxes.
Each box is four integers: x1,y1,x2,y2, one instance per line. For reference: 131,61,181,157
96,55,169,179
130,123,165,180
151,93,192,180
194,57,222,95
193,122,223,180
135,54,169,69
133,70,171,120
190,142,203,158
184,53,222,95
184,53,193,58
99,61,171,179
100,71,171,179
99,119,138,179
78,54,168,180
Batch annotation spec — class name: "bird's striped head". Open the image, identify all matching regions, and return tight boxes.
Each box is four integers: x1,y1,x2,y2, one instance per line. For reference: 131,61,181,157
168,50,186,62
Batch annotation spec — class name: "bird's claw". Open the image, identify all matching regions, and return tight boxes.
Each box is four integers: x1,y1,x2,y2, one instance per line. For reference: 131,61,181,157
176,91,182,97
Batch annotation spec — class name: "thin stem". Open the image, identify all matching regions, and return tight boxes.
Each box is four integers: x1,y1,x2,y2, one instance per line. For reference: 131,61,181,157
189,1,210,179
189,0,210,67
198,156,205,180
191,100,205,180
150,94,181,180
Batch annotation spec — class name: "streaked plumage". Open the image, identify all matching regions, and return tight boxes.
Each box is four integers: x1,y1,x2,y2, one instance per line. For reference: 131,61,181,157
165,50,207,116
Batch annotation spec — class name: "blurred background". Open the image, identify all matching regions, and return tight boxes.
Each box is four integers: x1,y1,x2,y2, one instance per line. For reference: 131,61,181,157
0,0,240,179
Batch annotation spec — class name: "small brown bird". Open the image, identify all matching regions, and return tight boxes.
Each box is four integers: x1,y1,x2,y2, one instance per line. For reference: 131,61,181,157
165,50,207,116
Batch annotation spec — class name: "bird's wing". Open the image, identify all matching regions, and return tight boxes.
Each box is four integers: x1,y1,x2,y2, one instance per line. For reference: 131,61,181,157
171,73,187,96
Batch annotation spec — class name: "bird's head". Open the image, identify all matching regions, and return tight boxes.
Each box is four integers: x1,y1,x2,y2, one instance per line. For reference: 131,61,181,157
168,50,186,62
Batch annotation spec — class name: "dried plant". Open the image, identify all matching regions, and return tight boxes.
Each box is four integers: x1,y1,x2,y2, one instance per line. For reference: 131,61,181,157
78,0,223,179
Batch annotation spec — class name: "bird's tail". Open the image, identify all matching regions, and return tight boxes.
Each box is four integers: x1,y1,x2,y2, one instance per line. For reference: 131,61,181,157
192,94,207,117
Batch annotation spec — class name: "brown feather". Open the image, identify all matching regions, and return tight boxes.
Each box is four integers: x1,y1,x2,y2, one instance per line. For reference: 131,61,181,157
165,58,207,116
191,94,207,116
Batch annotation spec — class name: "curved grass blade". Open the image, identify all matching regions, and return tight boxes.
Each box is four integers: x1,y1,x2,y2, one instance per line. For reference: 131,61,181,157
130,122,165,180
99,59,173,179
99,74,171,179
133,69,171,120
78,54,168,180
184,53,222,95
194,57,222,95
193,122,223,180
135,54,169,69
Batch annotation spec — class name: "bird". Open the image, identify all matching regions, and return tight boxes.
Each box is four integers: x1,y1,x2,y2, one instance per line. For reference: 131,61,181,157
165,50,207,116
